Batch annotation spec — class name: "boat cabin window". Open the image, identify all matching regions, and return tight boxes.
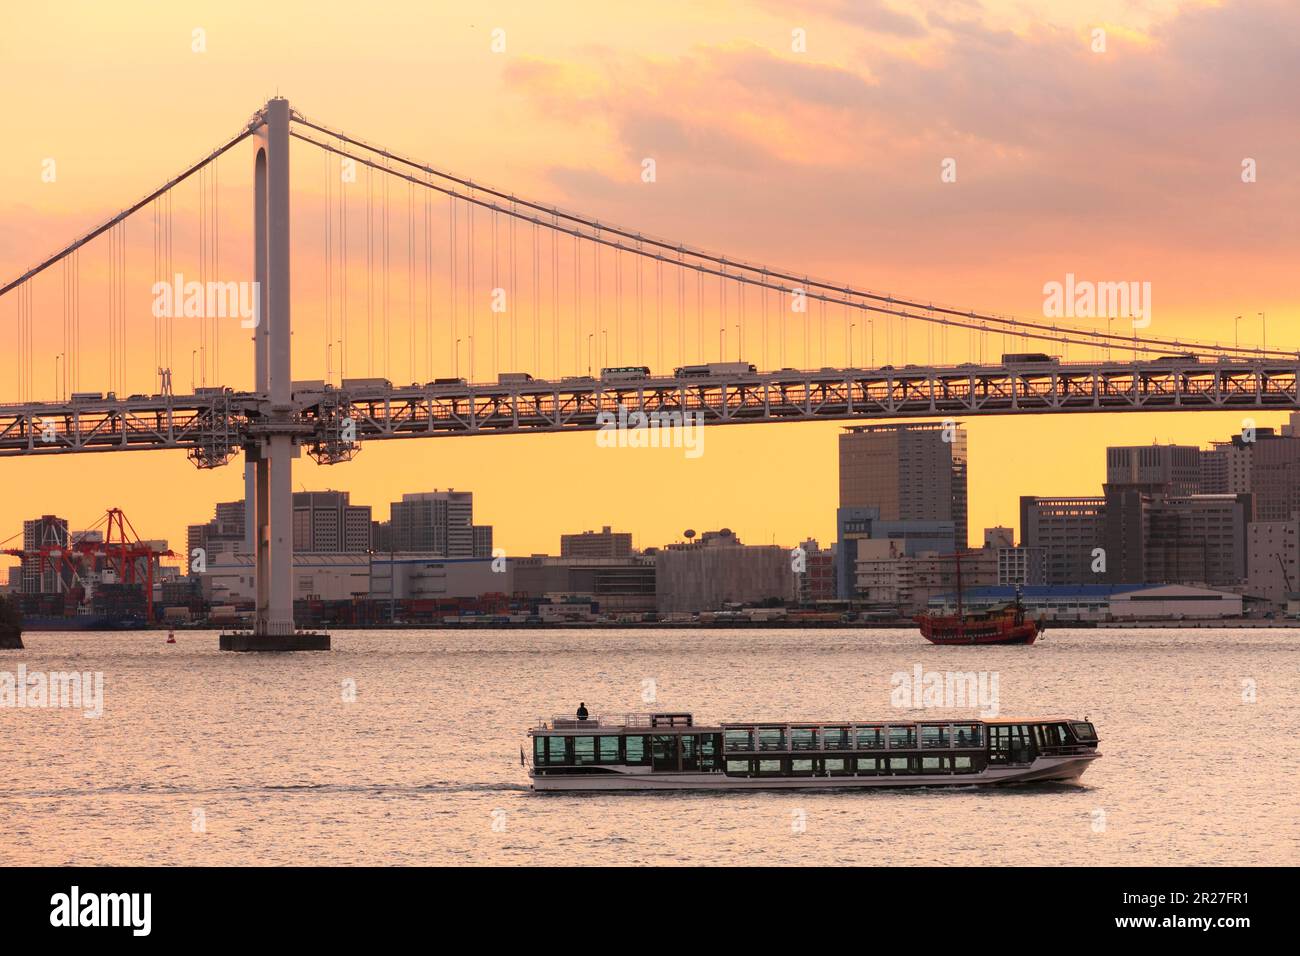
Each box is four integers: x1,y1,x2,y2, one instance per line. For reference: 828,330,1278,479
724,729,752,752
726,758,750,775
574,736,596,764
757,727,786,751
699,734,722,771
855,725,884,749
598,736,619,762
921,724,950,749
540,736,570,765
888,726,917,750
1071,721,1097,741
988,724,1034,763
822,727,850,750
953,723,983,747
822,758,849,775
790,728,817,751
533,737,545,764
791,758,814,776
624,735,649,765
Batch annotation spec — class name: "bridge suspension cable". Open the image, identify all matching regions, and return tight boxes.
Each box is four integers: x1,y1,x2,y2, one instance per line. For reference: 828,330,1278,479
286,118,1288,362
288,111,1291,361
0,119,263,300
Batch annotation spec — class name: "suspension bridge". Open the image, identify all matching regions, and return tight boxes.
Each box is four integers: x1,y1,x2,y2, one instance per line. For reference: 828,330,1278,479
2,98,1294,648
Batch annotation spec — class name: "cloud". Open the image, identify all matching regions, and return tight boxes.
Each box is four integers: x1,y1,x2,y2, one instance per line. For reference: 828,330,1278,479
759,0,927,37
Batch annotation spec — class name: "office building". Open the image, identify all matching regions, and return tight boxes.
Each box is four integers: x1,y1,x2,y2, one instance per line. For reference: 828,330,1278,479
855,545,998,615
1103,490,1251,588
839,422,967,548
389,490,493,558
835,507,956,599
795,539,837,604
1019,496,1106,585
655,529,797,614
1105,444,1202,496
292,491,372,553
561,526,632,559
1246,517,1300,605
21,515,71,593
187,500,249,571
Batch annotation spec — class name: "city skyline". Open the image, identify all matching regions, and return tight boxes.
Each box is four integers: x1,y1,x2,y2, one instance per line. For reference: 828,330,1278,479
5,409,1296,573
2,1,1296,581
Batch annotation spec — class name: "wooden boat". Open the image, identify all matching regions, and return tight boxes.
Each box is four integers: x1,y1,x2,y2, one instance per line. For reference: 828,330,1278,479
914,552,1043,645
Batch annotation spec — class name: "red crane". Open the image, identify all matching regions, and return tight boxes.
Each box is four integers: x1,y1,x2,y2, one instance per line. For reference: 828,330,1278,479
3,507,176,623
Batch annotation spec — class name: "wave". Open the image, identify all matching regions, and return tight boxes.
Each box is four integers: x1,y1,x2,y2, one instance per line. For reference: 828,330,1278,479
2,780,530,799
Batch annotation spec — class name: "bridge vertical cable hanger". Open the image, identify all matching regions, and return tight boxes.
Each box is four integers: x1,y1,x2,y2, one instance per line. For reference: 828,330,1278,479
324,151,333,383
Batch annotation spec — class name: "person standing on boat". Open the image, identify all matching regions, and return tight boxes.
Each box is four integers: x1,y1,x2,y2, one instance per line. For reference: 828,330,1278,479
576,702,589,721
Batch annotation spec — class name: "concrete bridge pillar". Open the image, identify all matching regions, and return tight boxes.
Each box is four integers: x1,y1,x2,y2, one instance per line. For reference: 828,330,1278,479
221,97,329,652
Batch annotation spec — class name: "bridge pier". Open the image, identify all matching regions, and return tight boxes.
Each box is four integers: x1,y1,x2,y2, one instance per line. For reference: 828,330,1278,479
221,97,328,652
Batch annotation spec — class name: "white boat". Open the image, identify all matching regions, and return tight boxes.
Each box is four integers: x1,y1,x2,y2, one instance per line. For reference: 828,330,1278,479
527,712,1100,791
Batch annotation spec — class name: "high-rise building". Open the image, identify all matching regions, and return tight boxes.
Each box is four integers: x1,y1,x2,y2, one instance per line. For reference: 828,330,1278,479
21,515,71,593
1019,496,1106,585
561,526,633,559
1247,433,1300,521
834,507,956,599
1103,490,1251,588
839,422,967,549
292,491,372,553
389,490,491,558
472,525,494,559
1247,518,1300,605
1199,421,1300,518
186,500,248,572
996,546,1046,586
1106,444,1202,496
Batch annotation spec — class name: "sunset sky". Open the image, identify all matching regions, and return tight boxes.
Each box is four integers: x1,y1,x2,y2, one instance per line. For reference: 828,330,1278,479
1,0,1297,563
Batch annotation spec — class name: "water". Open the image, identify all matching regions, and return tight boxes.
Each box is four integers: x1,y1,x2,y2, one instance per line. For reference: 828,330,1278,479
2,627,1296,865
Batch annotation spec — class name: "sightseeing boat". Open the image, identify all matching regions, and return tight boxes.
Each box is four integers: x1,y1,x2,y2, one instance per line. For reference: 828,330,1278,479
916,603,1042,645
915,552,1043,645
527,711,1099,791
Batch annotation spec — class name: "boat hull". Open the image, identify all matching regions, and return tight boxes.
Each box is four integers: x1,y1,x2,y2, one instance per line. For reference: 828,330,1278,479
917,614,1042,645
530,753,1099,792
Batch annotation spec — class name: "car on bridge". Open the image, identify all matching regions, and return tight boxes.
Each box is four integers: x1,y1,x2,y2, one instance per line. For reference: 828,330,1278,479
1001,352,1059,365
673,361,758,378
601,366,651,382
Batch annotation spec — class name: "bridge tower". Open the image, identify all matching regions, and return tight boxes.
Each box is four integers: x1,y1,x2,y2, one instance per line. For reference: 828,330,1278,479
221,98,329,651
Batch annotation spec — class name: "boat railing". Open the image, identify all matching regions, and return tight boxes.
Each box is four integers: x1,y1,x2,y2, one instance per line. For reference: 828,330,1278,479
537,712,694,730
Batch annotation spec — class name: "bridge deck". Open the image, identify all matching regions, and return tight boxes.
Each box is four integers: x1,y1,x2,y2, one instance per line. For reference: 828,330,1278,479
1,359,1296,463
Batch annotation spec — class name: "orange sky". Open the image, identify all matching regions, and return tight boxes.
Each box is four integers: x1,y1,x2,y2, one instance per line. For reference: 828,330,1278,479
1,0,1297,563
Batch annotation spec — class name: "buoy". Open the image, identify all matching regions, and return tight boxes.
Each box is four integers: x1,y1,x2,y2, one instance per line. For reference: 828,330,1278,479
166,631,176,644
